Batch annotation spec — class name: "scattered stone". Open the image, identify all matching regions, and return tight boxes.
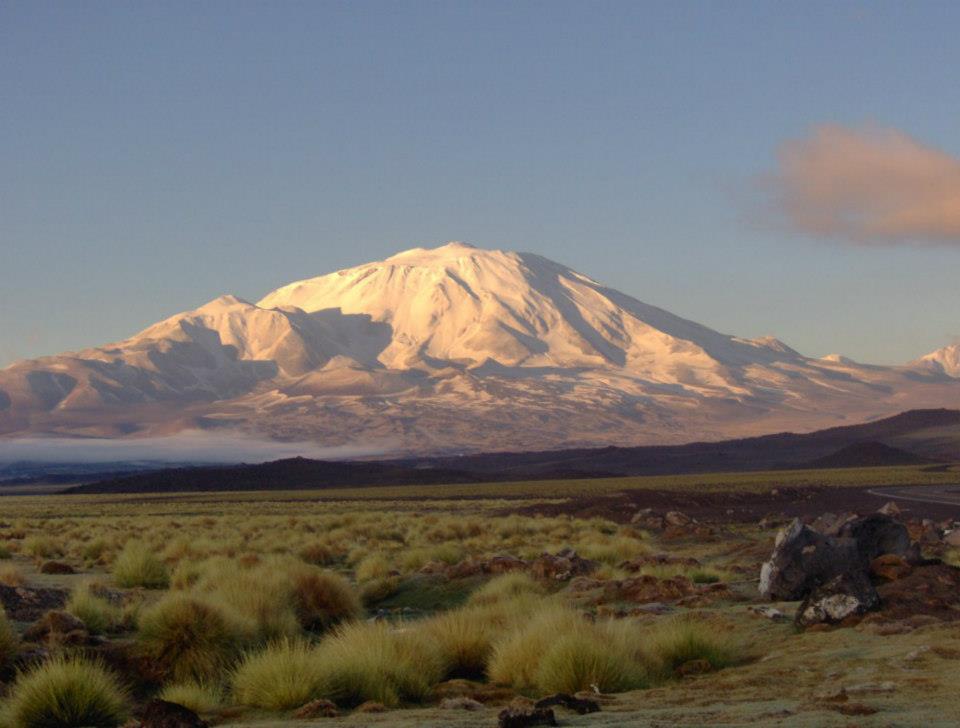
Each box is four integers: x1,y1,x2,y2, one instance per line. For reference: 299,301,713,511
534,693,600,714
869,554,912,581
845,681,895,695
748,605,788,621
23,609,88,645
355,701,387,713
877,501,901,517
440,697,484,710
870,562,960,623
293,699,338,719
530,549,597,581
664,511,692,527
605,574,695,604
675,658,713,677
39,560,75,575
943,530,960,548
831,702,878,716
904,646,930,662
136,700,208,728
796,573,879,627
497,706,557,728
447,555,527,579
619,554,700,571
0,584,67,621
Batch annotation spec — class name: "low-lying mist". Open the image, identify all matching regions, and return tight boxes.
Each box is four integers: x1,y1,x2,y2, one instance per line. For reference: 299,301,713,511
0,431,396,465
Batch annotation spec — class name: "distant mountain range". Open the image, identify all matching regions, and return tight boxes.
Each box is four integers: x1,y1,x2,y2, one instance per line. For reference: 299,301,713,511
2,242,959,453
68,408,960,494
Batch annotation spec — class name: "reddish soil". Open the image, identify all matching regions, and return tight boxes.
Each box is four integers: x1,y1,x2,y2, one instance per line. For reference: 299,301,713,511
505,485,960,524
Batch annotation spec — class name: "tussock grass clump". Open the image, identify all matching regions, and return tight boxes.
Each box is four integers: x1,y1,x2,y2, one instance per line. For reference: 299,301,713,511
158,681,222,714
112,541,169,589
488,605,647,693
22,535,61,560
288,564,362,631
314,622,443,707
360,576,401,606
468,573,545,606
422,606,497,679
0,542,13,559
647,616,740,677
0,564,25,587
232,639,326,710
0,607,18,668
355,553,392,582
66,583,121,635
138,595,244,683
534,630,647,693
2,656,127,728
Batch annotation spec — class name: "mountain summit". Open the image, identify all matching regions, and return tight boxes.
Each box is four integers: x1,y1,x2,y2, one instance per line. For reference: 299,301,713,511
1,242,957,452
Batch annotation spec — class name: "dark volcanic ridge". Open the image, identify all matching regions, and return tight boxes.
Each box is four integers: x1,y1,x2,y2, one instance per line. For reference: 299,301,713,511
63,408,960,495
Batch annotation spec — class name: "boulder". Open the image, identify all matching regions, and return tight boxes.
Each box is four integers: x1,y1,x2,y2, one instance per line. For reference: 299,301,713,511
943,530,960,548
759,520,862,600
836,514,918,564
664,511,692,527
877,501,901,517
760,514,920,601
136,700,208,728
0,584,67,621
796,573,879,627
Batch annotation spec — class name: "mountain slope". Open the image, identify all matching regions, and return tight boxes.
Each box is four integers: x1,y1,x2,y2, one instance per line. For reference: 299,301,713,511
1,242,958,452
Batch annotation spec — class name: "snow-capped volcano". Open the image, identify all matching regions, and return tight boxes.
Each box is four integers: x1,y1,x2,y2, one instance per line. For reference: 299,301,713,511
1,242,957,452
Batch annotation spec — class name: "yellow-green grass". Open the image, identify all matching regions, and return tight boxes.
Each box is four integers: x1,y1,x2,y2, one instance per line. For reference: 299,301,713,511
1,656,128,728
158,681,222,714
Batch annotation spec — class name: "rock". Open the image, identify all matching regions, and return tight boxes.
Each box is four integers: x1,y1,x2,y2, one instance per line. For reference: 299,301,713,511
796,573,879,627
355,701,387,713
845,681,895,695
136,700,208,728
497,706,558,728
943,530,960,548
619,554,700,571
809,512,857,535
22,609,89,645
870,554,912,581
759,519,861,600
748,605,788,621
664,511,692,527
675,658,713,677
837,514,918,564
760,514,920,601
0,584,67,621
606,575,695,604
868,563,960,623
877,501,901,517
534,693,599,714
447,555,527,579
292,699,338,719
39,561,75,575
529,549,597,581
440,697,484,710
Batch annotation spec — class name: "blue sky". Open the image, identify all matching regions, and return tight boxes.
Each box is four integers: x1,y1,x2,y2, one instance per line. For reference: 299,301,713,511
2,1,959,367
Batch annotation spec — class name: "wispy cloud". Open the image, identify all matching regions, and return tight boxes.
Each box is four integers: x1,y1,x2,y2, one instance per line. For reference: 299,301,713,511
765,124,960,245
0,431,396,464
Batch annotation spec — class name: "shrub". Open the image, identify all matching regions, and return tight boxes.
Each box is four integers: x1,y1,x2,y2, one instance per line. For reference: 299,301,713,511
647,616,740,678
468,573,545,606
112,541,169,589
158,682,222,714
232,639,326,710
0,542,12,559
313,622,443,707
2,656,127,728
138,595,244,683
66,584,121,635
81,538,109,564
298,542,337,566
